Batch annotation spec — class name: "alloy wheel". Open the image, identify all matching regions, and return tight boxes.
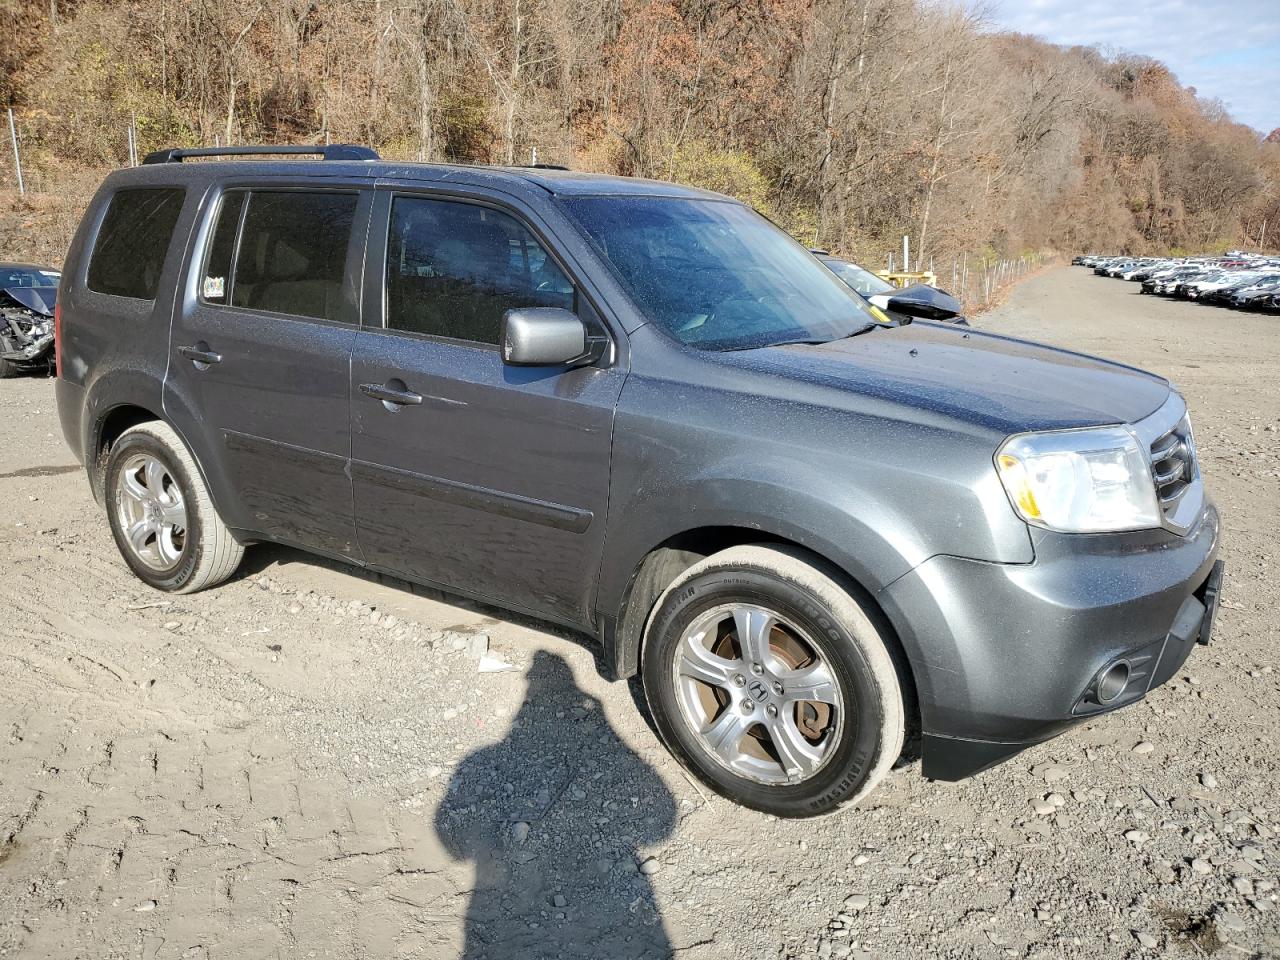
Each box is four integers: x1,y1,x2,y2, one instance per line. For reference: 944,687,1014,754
671,603,845,785
115,453,188,571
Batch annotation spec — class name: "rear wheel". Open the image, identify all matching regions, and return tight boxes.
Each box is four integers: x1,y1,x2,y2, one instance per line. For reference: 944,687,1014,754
104,421,244,593
642,545,904,818
0,357,19,379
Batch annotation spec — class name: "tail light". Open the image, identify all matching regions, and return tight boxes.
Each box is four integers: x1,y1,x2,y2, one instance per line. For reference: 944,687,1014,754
54,300,62,378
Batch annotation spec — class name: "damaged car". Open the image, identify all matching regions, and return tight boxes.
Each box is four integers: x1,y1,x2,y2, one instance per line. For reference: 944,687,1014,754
0,262,60,377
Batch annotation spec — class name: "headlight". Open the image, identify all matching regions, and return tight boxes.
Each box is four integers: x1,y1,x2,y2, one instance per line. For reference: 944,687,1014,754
996,426,1160,533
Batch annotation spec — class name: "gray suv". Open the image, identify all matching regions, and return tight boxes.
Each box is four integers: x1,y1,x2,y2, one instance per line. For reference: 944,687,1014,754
55,145,1223,817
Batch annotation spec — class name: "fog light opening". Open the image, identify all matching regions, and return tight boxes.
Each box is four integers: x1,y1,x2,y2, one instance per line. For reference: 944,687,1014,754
1096,660,1131,704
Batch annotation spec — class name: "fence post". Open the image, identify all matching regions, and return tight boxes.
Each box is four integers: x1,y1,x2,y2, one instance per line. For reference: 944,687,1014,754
7,108,24,195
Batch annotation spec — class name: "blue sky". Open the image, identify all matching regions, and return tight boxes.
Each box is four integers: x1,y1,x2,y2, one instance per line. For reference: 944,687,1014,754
987,0,1280,135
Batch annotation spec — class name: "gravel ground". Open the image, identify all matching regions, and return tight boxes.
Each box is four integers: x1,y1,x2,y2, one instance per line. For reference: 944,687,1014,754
0,264,1277,959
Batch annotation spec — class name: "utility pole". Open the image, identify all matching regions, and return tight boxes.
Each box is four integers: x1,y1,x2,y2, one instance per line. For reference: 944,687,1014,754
7,108,24,195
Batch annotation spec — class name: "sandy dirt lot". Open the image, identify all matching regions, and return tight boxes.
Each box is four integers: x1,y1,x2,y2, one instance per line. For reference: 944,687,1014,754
0,265,1277,960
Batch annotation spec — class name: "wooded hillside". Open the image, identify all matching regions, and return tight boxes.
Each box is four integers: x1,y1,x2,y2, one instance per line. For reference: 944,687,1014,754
2,0,1278,271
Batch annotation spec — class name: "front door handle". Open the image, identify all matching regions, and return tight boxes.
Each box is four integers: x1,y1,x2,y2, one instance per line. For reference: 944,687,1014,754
178,343,222,368
359,381,424,408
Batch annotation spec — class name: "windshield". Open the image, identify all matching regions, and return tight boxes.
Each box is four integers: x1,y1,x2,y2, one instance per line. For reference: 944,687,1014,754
0,266,59,289
822,258,895,296
562,197,881,351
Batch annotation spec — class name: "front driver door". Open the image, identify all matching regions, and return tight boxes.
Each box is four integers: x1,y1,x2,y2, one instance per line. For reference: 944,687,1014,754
349,189,625,626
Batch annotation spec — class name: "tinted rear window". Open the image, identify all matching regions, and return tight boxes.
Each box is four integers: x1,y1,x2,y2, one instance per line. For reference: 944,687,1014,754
230,191,358,323
87,188,185,300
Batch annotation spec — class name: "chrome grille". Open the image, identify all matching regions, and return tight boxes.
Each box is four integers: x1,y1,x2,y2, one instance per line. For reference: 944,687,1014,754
1149,416,1196,519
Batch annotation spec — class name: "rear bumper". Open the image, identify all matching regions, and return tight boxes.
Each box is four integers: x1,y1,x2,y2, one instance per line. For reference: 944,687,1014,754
879,503,1220,781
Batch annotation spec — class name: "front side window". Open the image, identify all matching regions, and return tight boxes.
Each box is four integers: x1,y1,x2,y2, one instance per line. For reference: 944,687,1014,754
385,197,575,344
216,191,358,323
87,187,185,300
563,196,880,351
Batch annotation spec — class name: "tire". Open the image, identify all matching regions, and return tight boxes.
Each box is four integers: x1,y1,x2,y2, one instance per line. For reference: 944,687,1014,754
104,421,244,593
0,357,19,378
642,544,904,818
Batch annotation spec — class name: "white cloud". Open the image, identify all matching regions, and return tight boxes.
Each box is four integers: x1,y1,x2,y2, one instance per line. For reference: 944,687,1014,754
987,0,1280,132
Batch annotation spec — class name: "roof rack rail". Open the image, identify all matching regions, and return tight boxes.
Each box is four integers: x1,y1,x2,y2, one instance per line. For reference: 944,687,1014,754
518,163,570,171
142,144,380,165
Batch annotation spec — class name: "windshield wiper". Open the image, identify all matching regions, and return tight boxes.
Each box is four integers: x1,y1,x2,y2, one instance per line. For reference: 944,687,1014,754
783,322,884,346
838,321,884,339
718,322,885,352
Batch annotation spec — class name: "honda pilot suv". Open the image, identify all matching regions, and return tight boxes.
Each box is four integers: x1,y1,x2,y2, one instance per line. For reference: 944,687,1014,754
55,145,1223,817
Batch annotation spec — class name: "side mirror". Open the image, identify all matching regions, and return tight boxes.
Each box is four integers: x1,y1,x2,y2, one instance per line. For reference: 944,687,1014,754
878,283,963,322
501,307,589,366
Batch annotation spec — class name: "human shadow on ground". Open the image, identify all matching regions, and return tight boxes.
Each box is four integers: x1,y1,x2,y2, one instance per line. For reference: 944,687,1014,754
435,651,677,959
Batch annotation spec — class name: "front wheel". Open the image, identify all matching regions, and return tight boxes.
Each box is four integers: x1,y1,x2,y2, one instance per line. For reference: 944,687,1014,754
642,545,904,818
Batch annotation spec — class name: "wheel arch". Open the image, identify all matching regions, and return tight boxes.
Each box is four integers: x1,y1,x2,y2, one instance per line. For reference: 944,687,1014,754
90,403,222,522
599,524,921,750
90,403,165,503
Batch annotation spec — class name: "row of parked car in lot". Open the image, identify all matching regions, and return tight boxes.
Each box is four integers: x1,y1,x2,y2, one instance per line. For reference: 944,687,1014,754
1073,253,1280,311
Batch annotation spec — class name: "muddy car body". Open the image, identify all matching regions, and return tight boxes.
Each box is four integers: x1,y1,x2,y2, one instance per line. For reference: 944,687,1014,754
55,147,1223,816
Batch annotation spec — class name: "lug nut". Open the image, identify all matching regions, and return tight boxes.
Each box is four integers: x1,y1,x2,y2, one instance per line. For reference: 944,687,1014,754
742,699,755,712
772,681,784,695
733,674,746,687
751,662,764,675
766,704,778,718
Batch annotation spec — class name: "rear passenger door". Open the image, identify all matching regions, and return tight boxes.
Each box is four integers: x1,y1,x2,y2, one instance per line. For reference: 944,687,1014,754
349,188,625,626
165,184,372,559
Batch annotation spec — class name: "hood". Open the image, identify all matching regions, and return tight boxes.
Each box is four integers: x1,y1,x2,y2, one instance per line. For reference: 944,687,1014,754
1,285,56,316
724,322,1170,435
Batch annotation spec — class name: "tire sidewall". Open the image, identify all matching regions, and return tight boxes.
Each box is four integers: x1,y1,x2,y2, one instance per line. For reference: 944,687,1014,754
105,428,205,591
644,564,887,818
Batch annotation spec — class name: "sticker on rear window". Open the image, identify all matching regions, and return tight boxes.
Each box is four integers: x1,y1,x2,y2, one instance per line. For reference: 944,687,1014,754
202,276,226,299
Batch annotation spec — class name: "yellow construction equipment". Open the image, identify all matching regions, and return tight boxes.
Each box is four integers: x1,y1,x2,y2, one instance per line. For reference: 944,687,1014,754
875,270,937,288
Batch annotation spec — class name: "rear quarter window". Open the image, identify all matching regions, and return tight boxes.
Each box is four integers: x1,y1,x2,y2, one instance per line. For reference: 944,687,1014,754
87,187,186,300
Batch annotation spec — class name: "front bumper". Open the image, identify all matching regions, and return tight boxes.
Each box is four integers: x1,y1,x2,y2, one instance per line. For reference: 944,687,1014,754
0,330,53,363
879,502,1220,781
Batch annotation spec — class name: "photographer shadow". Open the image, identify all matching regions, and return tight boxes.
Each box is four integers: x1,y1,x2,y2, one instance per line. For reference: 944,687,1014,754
435,651,677,959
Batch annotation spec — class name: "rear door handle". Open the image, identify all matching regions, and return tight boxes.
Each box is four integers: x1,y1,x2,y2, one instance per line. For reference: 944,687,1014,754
359,382,424,407
178,344,223,367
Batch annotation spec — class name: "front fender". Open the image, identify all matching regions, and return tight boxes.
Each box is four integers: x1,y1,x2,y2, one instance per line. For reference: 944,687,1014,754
598,471,924,623
593,356,1035,680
